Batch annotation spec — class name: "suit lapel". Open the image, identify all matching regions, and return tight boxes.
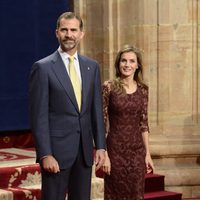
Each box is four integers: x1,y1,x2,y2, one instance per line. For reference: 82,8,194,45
51,51,79,111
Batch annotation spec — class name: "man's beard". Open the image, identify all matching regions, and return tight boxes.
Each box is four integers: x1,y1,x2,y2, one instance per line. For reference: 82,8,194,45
62,40,76,50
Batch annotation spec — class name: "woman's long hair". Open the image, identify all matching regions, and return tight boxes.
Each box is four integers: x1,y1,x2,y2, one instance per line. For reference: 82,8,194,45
113,44,148,92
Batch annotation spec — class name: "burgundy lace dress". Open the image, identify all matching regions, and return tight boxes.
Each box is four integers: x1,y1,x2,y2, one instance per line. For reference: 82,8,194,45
102,81,149,200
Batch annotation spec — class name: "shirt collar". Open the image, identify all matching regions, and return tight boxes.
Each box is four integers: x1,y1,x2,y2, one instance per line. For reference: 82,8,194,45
58,46,78,61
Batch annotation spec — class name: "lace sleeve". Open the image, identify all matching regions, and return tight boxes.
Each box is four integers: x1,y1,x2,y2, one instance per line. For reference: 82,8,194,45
102,81,111,137
140,86,150,133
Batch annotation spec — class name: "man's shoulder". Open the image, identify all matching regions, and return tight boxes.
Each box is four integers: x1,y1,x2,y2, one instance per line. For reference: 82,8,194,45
35,51,58,65
78,54,98,65
31,51,59,72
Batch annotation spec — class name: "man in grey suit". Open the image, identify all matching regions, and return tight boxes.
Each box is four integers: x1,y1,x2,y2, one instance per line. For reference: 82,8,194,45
29,12,106,200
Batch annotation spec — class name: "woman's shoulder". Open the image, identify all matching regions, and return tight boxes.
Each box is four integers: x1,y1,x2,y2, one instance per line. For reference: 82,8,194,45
103,80,115,89
137,82,148,95
103,80,113,87
102,80,114,93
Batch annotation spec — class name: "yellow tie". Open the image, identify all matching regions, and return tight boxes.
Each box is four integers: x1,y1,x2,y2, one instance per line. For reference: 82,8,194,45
68,56,81,111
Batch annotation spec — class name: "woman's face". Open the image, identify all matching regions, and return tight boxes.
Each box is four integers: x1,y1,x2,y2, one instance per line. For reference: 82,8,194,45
119,51,138,78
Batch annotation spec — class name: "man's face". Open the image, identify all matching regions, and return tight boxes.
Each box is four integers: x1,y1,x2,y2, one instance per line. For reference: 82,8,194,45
56,17,84,54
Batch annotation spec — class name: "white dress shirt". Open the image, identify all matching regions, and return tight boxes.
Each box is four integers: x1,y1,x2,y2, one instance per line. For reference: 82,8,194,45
57,47,82,86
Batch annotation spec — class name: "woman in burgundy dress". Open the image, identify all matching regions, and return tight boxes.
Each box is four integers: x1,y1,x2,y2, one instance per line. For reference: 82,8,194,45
102,45,154,200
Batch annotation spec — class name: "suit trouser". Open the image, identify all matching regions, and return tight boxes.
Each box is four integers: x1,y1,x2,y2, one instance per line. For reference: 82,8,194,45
41,144,92,200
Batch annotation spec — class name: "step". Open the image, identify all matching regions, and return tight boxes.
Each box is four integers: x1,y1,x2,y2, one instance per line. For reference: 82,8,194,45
155,167,200,186
145,191,182,200
0,148,36,167
0,186,41,200
145,174,165,192
91,177,104,199
165,185,200,199
154,156,200,198
0,164,41,188
91,174,167,199
91,173,165,195
152,140,200,198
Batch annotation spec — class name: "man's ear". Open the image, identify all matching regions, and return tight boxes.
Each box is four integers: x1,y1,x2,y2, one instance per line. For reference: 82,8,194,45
80,31,85,39
55,29,58,38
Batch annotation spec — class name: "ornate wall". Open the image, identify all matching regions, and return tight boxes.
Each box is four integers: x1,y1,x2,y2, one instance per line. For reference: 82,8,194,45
75,0,200,197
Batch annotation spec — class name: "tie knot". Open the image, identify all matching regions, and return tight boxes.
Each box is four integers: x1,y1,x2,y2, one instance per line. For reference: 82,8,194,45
69,56,74,63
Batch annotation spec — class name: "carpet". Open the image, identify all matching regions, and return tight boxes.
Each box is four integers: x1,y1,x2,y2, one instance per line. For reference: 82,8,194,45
0,148,36,167
0,148,41,200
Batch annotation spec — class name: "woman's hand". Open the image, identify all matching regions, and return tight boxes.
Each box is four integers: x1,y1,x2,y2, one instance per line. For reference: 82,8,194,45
145,153,154,174
102,151,111,175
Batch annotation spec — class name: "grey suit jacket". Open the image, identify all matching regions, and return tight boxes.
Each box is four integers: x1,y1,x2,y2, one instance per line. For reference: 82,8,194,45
29,50,106,169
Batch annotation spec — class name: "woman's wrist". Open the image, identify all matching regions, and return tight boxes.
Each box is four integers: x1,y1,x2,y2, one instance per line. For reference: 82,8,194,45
146,151,151,156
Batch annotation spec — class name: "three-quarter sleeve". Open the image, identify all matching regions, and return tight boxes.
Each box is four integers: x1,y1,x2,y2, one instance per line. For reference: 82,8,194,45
102,81,111,137
140,86,150,133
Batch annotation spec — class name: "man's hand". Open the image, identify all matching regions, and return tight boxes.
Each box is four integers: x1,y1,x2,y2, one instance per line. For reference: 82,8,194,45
94,149,105,171
41,155,60,173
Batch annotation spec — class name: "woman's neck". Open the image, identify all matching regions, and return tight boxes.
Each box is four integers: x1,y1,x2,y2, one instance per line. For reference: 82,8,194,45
121,77,137,93
122,76,135,86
